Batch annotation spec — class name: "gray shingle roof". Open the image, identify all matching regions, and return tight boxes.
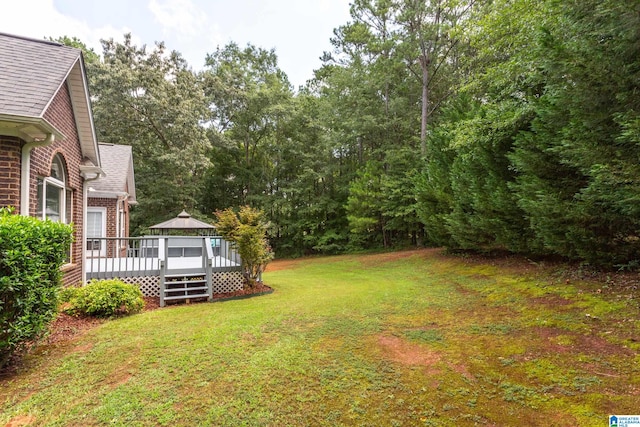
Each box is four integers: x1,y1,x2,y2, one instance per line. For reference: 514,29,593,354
0,33,81,118
150,211,215,231
91,143,136,201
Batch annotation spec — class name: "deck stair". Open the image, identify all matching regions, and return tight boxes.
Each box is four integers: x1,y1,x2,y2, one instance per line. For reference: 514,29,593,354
159,248,214,307
163,273,210,303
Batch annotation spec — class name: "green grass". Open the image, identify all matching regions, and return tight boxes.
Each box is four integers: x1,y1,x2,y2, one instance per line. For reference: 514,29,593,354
2,249,639,426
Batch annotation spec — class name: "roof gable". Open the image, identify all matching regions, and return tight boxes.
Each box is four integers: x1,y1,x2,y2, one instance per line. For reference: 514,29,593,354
89,143,136,202
0,32,100,166
0,33,79,117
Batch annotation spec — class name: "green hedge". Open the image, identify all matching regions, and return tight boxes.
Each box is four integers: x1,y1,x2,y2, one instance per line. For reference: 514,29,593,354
0,208,73,368
61,279,145,318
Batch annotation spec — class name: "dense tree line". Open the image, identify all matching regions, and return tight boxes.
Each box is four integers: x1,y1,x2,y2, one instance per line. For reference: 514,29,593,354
60,0,640,267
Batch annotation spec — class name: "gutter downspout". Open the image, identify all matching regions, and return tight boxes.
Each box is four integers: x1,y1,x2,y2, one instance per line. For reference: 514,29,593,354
115,197,121,240
115,194,128,257
114,192,129,239
20,134,54,216
80,167,104,284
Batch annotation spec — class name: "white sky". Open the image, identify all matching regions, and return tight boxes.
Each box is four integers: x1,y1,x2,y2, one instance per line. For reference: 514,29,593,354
0,0,352,88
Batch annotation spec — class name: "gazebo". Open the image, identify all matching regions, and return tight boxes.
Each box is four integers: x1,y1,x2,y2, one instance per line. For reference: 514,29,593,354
149,210,216,236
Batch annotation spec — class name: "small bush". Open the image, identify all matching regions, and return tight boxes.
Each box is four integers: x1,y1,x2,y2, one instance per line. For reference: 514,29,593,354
214,206,274,287
62,279,144,318
0,207,73,368
58,286,78,304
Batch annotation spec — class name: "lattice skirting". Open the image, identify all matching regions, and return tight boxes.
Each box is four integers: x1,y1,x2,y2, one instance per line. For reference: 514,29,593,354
120,276,160,297
119,272,245,297
212,271,244,294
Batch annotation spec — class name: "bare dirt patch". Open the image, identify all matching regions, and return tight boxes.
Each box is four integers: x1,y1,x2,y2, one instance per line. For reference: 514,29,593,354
106,370,133,389
377,335,442,368
529,295,574,307
4,415,36,427
446,361,475,381
265,259,305,272
523,326,635,358
71,342,94,354
360,248,441,267
452,281,482,297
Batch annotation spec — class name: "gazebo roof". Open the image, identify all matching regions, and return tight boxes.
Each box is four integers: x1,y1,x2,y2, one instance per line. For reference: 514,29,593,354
149,210,215,232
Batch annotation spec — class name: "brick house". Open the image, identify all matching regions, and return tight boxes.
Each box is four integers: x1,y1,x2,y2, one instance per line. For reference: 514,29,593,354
87,143,137,257
0,33,103,285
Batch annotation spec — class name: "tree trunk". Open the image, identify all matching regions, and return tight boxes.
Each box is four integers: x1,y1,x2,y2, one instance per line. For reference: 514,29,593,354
420,54,430,157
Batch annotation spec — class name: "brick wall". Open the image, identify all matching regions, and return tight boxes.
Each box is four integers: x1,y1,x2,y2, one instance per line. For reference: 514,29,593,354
0,136,22,210
30,82,85,286
88,197,134,257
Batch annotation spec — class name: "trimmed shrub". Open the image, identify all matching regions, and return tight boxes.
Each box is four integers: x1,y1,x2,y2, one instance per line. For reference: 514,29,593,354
0,207,73,368
62,279,144,318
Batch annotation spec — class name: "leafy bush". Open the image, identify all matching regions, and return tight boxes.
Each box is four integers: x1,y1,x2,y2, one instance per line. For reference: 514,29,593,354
62,279,145,318
58,286,80,305
215,206,274,287
0,207,73,368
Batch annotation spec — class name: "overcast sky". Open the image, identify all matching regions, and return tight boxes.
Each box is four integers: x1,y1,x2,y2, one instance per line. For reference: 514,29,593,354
0,0,352,88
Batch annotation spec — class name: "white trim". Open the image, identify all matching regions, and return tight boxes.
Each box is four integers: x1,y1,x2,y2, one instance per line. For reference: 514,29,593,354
0,115,65,140
87,190,125,199
39,177,66,222
65,59,101,166
76,56,101,165
81,170,102,284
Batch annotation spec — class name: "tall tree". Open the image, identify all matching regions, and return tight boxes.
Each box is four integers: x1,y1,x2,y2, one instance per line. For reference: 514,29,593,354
323,0,427,249
201,43,293,208
396,0,475,156
510,0,640,265
414,0,555,252
50,36,100,64
90,34,211,231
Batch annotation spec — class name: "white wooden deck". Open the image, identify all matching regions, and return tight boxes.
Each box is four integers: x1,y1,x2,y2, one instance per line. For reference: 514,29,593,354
84,236,243,283
86,256,241,279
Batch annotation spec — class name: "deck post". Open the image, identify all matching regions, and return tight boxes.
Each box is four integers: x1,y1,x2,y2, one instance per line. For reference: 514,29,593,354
159,259,166,307
206,258,213,302
159,237,168,307
204,237,213,302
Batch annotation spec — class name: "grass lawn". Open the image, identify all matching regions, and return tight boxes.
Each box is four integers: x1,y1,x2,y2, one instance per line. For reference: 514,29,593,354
1,249,639,426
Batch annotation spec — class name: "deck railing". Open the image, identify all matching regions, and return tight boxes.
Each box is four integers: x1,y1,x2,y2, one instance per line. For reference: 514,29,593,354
85,236,241,280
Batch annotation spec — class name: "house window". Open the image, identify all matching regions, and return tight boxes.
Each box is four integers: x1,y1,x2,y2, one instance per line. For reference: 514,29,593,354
37,154,70,223
36,154,73,262
86,207,106,257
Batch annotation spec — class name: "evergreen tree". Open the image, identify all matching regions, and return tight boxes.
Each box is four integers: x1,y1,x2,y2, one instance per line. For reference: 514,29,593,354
511,0,640,265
